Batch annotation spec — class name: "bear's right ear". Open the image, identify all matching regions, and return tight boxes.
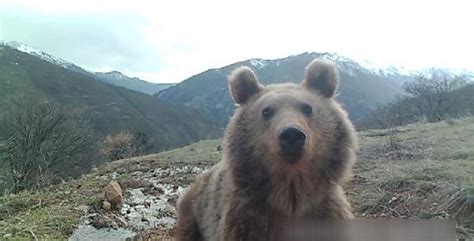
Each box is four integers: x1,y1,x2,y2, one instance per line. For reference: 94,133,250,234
302,59,339,98
229,66,262,105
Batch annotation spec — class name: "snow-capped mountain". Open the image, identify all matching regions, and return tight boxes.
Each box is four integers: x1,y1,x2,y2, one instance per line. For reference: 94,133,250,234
2,40,471,95
409,68,474,81
356,57,474,80
0,44,222,156
0,40,86,73
0,41,174,94
156,52,410,126
155,51,471,126
298,52,473,80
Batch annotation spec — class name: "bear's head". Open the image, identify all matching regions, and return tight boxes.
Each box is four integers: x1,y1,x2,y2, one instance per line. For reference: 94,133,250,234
225,59,357,195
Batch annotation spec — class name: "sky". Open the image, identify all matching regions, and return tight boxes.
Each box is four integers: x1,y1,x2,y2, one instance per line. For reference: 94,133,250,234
0,0,473,83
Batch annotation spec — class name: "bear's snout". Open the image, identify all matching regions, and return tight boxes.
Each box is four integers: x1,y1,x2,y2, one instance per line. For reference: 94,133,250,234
278,127,306,161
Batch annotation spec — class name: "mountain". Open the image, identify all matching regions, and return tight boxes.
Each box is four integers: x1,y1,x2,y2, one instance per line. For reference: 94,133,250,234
357,58,474,81
409,68,474,81
155,52,410,126
0,40,91,75
0,45,222,155
0,41,174,95
94,71,173,95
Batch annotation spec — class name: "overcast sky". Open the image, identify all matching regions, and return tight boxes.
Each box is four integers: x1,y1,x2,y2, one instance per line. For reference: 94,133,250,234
0,0,473,83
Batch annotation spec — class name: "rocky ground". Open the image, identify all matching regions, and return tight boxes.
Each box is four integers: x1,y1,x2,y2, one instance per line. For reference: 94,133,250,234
1,118,473,240
68,159,212,241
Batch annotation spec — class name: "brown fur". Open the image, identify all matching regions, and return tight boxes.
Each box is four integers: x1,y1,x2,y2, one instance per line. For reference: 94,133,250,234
175,59,358,241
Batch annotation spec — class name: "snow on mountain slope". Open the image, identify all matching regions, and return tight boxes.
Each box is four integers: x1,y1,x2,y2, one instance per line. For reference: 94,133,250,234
1,41,78,70
0,41,176,93
2,40,471,83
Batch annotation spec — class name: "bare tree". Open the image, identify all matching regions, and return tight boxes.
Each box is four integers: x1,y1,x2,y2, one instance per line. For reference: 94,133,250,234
403,73,465,122
0,99,92,193
100,131,134,161
100,131,152,161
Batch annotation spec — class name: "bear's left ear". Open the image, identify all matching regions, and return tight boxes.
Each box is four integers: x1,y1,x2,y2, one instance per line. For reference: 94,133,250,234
229,66,262,105
302,59,339,98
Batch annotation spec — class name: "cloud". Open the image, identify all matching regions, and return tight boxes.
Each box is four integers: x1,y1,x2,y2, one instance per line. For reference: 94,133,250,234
1,6,162,73
1,0,473,83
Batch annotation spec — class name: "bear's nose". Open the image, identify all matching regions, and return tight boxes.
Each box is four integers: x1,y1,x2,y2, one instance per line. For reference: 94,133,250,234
279,127,306,157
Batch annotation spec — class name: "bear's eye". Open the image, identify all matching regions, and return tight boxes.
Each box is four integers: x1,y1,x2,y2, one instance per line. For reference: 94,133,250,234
302,104,313,117
262,107,274,119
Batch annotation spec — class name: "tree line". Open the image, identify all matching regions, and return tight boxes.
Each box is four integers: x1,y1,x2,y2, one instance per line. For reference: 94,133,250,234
359,73,472,129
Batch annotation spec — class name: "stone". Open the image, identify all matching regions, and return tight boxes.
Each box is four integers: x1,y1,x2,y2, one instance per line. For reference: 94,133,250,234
102,201,111,210
75,205,89,214
111,221,119,230
105,181,123,205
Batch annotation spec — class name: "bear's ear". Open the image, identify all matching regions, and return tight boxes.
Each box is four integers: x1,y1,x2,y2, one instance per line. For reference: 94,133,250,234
229,66,262,104
302,59,339,98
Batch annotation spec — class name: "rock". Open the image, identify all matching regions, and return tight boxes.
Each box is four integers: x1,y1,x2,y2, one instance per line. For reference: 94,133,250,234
91,215,109,229
167,195,179,206
102,201,111,210
127,189,147,205
75,205,89,214
157,217,176,228
157,187,165,195
115,215,128,227
120,179,151,189
69,225,136,241
105,181,123,205
111,221,119,230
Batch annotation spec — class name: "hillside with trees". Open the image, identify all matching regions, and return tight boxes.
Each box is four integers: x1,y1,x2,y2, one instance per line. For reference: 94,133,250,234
359,73,473,129
155,52,408,126
0,46,222,192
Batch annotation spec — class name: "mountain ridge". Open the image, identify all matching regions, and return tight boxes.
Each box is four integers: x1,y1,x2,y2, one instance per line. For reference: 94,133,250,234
94,71,174,95
155,52,408,126
0,46,222,176
0,41,174,95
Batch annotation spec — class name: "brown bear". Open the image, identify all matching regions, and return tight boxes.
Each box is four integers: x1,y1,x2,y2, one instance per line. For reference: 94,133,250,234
175,59,358,241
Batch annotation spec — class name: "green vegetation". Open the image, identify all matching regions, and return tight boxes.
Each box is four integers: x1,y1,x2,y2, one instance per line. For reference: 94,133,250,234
156,139,222,163
0,46,221,180
0,173,107,240
0,100,95,193
156,52,405,126
94,71,173,95
0,117,473,240
0,157,173,240
359,73,474,129
349,117,474,239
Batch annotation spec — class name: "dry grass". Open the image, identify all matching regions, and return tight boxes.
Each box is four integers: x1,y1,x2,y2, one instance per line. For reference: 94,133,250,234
0,117,473,240
349,117,474,239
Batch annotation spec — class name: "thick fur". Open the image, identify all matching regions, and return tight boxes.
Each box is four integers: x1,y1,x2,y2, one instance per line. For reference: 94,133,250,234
175,59,358,241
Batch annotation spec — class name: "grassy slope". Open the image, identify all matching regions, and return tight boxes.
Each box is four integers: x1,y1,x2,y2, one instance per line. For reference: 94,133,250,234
0,118,473,240
0,46,222,152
